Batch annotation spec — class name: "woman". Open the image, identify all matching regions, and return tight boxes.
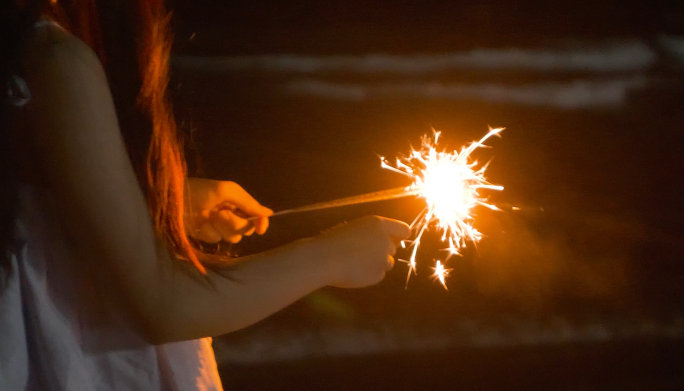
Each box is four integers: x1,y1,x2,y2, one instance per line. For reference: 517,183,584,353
0,1,409,389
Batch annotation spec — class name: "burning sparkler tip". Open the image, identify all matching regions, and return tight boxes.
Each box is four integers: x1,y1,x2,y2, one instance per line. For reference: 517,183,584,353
383,127,503,289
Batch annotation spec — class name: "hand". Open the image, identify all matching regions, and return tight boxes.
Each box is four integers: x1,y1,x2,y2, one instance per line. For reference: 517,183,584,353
316,216,411,288
184,178,273,243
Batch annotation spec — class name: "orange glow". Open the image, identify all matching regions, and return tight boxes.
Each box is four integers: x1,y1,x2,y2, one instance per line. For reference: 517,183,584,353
382,127,504,288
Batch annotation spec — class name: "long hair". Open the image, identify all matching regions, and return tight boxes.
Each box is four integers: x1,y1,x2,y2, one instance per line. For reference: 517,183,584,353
0,0,223,285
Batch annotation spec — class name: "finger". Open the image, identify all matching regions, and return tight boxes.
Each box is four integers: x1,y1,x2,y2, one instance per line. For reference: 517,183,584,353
215,195,270,235
229,208,264,235
195,221,222,243
219,182,274,218
225,234,242,244
210,212,238,241
386,255,395,272
242,226,256,237
390,236,404,248
255,216,269,235
213,209,255,237
210,214,249,242
378,217,411,240
387,238,397,256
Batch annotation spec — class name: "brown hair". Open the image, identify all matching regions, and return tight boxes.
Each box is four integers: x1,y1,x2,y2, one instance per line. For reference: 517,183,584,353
137,1,209,273
1,0,225,281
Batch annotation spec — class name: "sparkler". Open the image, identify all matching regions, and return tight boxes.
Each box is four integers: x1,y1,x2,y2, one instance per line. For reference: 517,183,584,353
247,127,505,289
380,127,504,288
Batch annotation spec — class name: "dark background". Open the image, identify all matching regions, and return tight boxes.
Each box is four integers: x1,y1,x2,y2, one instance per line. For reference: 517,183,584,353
167,1,684,390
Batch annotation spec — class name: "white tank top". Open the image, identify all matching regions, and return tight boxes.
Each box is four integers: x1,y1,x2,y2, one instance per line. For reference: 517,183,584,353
0,185,223,391
0,20,224,391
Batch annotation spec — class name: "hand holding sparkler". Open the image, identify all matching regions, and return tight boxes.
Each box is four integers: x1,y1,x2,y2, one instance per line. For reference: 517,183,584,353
316,216,410,288
183,179,410,290
184,178,273,244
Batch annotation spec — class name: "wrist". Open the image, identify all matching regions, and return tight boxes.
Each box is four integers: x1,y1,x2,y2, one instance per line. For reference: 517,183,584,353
303,234,340,288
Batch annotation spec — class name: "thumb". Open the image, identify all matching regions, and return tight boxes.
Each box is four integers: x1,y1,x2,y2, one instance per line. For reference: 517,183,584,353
378,217,411,240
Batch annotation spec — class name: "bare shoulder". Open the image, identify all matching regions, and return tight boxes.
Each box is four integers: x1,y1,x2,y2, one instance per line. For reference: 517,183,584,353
22,24,105,84
20,23,121,153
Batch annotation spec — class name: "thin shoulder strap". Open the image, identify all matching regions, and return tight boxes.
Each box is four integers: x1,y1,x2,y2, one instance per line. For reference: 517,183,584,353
33,19,64,31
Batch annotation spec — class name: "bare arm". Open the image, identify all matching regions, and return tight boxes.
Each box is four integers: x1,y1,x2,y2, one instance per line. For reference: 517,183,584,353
23,29,408,344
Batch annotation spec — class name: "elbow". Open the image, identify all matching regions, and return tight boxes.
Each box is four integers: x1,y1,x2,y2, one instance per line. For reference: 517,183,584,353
131,311,178,345
130,296,220,345
125,297,189,345
136,316,201,346
134,308,247,345
137,323,176,346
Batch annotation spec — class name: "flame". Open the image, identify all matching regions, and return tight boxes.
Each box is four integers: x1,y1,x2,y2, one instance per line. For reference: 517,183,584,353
382,127,504,288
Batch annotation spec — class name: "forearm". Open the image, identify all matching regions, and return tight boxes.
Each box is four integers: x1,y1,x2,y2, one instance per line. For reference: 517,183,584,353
143,237,331,343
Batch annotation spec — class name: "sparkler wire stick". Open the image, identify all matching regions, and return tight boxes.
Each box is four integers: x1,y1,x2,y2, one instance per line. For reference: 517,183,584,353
248,186,422,220
247,188,527,220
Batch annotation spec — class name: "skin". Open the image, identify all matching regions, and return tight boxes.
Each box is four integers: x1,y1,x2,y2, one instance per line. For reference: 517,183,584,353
184,178,272,244
20,25,409,344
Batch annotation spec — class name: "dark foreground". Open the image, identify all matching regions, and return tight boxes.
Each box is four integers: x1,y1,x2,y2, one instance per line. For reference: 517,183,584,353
219,339,684,391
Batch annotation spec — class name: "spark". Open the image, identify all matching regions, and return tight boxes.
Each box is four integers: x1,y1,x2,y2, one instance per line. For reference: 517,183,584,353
432,260,451,290
382,127,504,288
